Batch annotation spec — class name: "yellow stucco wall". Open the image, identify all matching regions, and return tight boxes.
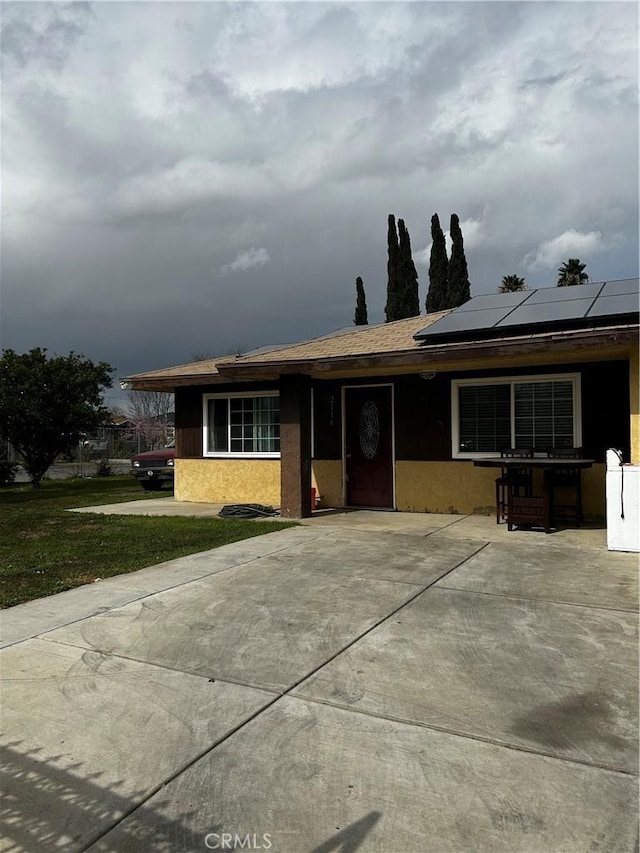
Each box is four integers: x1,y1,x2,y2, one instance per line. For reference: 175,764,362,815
312,460,343,508
175,458,281,505
175,457,606,517
395,461,606,518
630,347,639,464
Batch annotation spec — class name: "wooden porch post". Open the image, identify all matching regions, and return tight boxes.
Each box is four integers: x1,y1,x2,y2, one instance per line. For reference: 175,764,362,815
279,374,312,518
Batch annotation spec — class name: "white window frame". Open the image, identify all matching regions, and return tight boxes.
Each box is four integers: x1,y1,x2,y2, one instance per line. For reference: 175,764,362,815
202,391,281,458
451,372,582,459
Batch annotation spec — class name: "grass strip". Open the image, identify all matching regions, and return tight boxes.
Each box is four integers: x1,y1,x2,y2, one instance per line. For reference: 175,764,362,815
0,476,296,607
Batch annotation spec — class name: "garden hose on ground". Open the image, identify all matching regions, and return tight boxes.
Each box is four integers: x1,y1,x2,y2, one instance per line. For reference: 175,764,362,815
218,504,280,519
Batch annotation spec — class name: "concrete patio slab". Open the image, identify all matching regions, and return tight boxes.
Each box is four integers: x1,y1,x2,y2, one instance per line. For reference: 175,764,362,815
41,530,481,693
68,497,228,517
1,515,637,852
87,696,638,853
259,527,486,585
69,496,611,550
40,559,420,693
294,587,639,773
427,513,610,549
0,637,274,852
0,527,329,649
302,508,468,535
434,540,639,611
0,579,155,650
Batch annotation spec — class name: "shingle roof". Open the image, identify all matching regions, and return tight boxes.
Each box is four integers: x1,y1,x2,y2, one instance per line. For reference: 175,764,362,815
125,288,637,388
231,313,449,366
125,314,450,384
125,355,234,382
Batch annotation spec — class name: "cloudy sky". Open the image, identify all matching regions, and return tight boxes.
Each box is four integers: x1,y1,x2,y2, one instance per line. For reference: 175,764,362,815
2,1,638,407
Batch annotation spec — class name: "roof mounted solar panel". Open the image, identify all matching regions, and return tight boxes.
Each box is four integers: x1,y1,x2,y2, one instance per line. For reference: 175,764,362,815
525,281,605,303
413,278,639,343
413,306,514,338
586,292,639,318
496,298,596,327
599,278,639,297
455,291,530,312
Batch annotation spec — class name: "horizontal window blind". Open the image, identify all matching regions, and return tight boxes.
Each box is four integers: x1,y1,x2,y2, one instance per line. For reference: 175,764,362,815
458,384,511,452
514,380,573,450
455,377,576,454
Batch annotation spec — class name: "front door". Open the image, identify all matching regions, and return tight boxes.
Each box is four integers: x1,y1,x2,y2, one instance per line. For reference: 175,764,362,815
345,386,394,508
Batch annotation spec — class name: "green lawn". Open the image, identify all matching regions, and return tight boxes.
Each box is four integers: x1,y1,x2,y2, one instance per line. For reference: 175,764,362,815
0,476,296,608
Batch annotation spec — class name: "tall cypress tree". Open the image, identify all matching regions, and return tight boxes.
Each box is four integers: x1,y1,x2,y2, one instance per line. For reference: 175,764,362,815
354,276,368,325
397,219,420,318
426,213,448,312
447,213,471,308
385,214,401,322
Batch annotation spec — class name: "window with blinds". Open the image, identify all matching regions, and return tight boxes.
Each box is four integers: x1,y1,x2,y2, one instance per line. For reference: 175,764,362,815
514,380,574,450
453,375,579,456
459,384,511,452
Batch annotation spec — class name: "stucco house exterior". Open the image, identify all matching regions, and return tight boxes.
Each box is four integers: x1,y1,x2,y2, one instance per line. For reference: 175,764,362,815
125,278,639,519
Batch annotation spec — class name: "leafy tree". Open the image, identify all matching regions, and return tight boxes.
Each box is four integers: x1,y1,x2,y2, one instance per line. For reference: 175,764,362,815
447,213,471,307
0,348,113,487
354,276,368,325
397,219,420,318
384,214,401,322
557,258,589,287
498,274,527,293
426,213,448,312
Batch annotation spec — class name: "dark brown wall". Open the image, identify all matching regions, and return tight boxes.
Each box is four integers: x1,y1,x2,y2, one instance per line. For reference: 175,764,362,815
175,387,202,458
312,381,342,460
580,360,629,460
311,376,451,462
280,375,312,518
394,374,451,461
176,360,630,465
175,381,279,459
314,361,630,464
395,360,629,463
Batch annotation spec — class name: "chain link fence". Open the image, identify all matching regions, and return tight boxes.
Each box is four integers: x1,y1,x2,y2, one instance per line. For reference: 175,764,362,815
77,426,175,460
3,426,175,465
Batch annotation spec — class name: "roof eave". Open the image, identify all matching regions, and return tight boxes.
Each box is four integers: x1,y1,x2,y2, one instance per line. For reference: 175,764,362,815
124,323,638,388
217,324,639,380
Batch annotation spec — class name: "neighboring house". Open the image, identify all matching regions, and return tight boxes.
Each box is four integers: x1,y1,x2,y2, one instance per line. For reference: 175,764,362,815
110,414,136,430
125,278,639,518
84,414,174,456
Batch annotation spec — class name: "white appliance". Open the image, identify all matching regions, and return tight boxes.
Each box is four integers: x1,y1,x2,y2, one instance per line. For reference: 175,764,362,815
606,448,640,552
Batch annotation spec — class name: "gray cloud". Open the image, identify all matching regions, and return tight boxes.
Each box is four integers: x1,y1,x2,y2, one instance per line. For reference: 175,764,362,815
1,2,92,71
1,2,637,396
221,247,271,275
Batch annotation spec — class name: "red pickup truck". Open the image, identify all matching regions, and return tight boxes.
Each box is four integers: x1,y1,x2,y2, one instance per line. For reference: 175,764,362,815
130,444,175,491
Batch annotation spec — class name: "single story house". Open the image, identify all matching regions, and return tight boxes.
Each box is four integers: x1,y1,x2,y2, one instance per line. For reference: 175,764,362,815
125,278,639,519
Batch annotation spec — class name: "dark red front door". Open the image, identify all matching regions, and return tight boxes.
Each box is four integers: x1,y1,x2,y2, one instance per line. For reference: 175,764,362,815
345,386,394,508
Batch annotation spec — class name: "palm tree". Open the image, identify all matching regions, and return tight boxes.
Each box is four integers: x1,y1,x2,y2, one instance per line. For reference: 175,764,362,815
498,275,527,293
557,258,589,287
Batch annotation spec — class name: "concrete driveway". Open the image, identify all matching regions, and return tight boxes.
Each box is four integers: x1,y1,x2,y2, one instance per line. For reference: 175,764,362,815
1,511,638,852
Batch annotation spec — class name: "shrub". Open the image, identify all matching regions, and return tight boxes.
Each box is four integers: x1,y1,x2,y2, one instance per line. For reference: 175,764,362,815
94,459,112,477
0,454,18,486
